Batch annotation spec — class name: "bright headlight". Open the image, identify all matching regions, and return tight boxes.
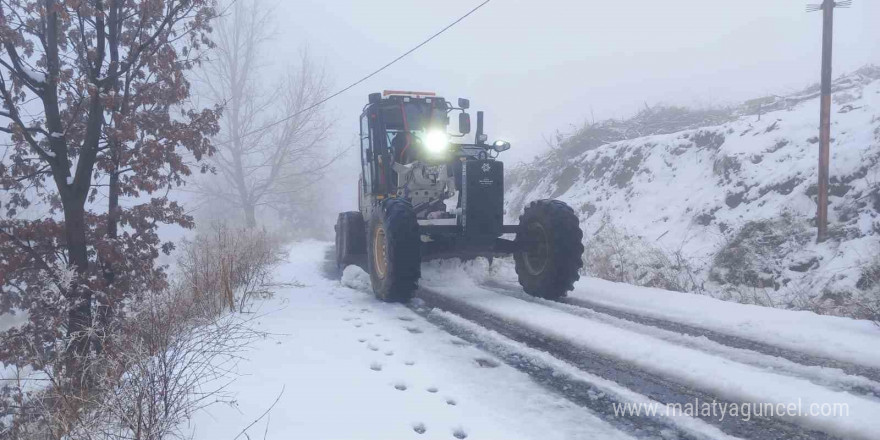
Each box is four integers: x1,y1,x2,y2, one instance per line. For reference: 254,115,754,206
424,130,449,154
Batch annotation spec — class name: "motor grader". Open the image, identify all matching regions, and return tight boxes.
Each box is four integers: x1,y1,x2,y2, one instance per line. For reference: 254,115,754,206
335,91,584,302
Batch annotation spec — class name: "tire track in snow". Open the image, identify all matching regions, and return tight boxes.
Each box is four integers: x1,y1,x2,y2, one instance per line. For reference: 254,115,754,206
328,251,702,439
481,280,880,399
491,272,880,383
414,286,836,440
407,302,727,440
327,251,853,438
559,296,880,385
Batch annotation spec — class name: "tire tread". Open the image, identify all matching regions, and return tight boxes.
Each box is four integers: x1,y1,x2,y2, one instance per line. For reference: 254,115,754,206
514,199,585,299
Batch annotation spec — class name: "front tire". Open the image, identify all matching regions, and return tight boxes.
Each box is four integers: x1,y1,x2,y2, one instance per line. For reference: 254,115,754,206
514,200,584,299
367,199,421,302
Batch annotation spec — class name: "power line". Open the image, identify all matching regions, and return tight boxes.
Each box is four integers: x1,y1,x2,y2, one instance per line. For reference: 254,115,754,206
215,0,494,147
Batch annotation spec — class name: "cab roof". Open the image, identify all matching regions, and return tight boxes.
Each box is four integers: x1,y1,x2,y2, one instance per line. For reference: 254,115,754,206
382,90,437,98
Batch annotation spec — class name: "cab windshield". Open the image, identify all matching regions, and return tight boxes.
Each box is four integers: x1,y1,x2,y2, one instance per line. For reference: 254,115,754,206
382,100,448,147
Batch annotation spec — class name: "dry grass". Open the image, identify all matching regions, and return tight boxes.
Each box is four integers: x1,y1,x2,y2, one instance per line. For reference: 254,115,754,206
4,285,263,440
2,224,284,439
582,216,703,294
177,223,285,314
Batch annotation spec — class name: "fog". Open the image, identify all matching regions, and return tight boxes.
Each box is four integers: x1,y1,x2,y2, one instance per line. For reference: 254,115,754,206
3,2,880,432
251,0,879,221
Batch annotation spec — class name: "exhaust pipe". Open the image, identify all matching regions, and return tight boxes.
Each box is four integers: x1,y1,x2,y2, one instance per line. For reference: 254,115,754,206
476,111,485,145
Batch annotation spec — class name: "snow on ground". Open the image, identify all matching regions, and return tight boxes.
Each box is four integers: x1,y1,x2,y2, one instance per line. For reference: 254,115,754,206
475,250,880,373
485,276,880,397
427,310,743,440
189,241,880,439
420,258,880,440
570,277,880,370
188,242,633,440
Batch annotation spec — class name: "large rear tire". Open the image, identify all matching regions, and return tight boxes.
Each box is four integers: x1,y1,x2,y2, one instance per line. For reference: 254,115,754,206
367,199,421,302
514,200,584,300
335,211,366,271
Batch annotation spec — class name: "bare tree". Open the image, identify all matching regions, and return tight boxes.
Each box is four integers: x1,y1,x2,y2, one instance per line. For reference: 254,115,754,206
201,0,334,229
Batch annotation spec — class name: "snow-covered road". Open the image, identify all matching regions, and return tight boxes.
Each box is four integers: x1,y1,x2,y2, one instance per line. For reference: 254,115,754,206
191,242,880,440
188,242,633,440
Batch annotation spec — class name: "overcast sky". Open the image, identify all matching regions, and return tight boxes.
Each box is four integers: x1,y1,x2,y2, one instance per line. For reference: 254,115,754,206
262,0,880,214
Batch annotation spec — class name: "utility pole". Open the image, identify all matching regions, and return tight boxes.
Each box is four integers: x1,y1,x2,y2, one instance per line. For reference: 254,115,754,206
807,0,850,243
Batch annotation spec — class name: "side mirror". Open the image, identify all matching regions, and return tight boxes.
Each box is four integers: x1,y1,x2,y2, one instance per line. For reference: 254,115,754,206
492,140,511,152
458,113,471,134
458,98,470,110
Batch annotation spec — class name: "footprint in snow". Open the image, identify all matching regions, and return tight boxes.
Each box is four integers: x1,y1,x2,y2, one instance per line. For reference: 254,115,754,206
367,344,379,351
357,338,367,343
383,338,390,342
450,339,469,347
354,323,363,328
370,362,382,371
445,398,457,406
426,387,438,393
452,427,468,439
412,422,427,434
406,327,423,334
394,382,407,391
397,316,415,322
375,333,382,337
384,350,394,356
404,360,415,366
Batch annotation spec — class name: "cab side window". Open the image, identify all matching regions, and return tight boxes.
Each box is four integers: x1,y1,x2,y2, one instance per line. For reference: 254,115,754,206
360,115,372,194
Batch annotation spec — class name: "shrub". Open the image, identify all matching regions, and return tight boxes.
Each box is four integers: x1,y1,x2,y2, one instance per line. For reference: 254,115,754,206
1,224,283,439
177,223,285,314
854,256,880,326
583,216,703,293
2,281,262,440
709,213,811,291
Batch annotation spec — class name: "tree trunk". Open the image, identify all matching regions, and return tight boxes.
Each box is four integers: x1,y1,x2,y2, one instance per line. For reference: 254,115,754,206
244,203,257,228
101,0,122,338
98,169,120,345
62,196,93,367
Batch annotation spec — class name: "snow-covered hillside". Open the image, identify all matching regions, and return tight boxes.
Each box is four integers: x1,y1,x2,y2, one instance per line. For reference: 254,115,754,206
507,66,880,315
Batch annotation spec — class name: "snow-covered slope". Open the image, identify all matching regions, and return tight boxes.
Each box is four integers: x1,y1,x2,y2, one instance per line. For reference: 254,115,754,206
507,66,880,313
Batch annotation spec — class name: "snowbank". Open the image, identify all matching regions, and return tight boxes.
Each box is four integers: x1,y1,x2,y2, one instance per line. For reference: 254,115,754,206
571,277,880,369
506,67,880,311
341,264,371,292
